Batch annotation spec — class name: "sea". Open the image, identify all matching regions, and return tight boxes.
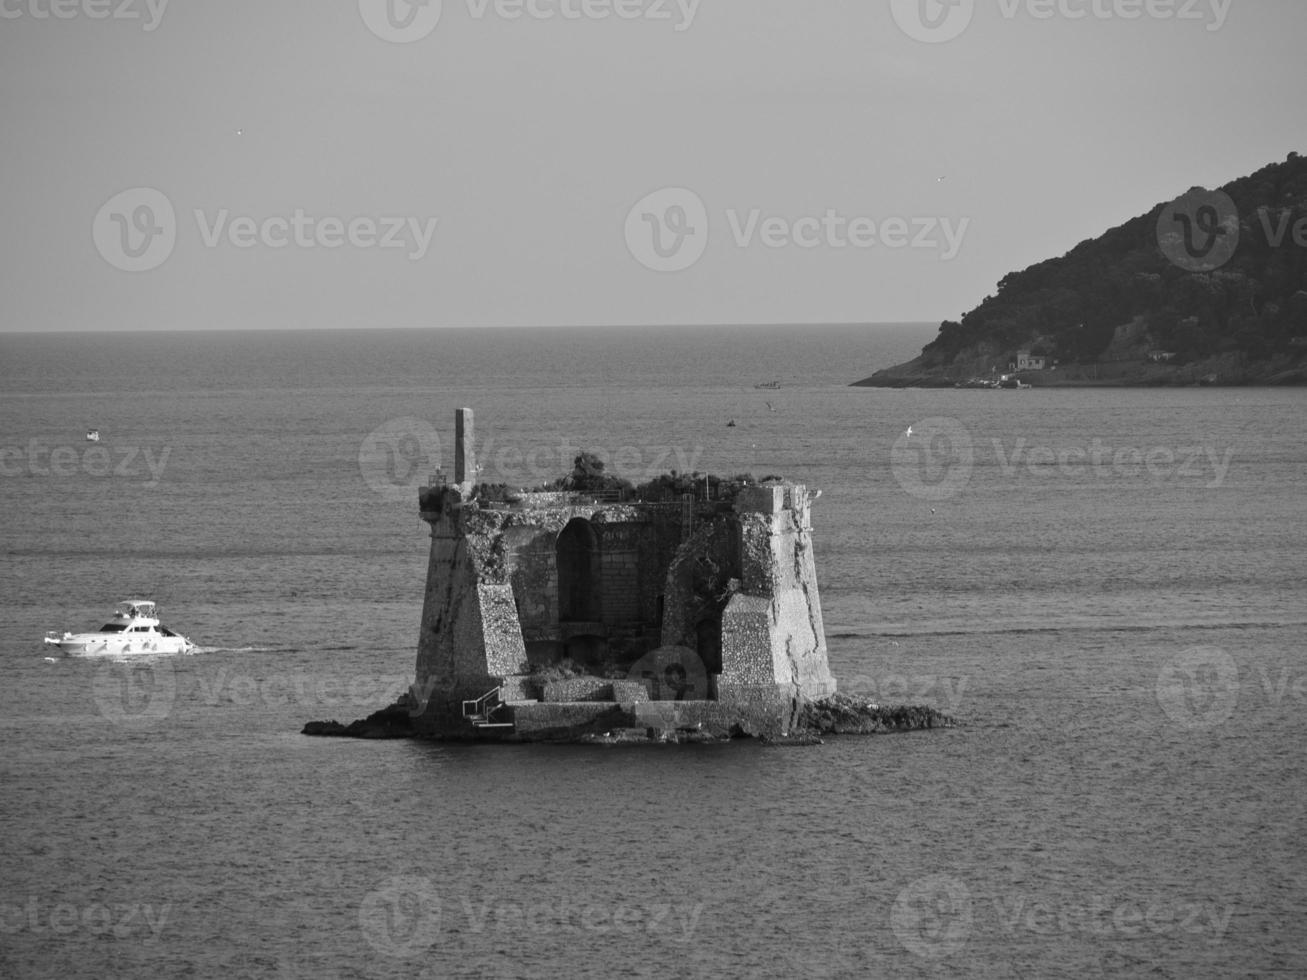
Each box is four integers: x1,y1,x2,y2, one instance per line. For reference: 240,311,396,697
0,324,1304,980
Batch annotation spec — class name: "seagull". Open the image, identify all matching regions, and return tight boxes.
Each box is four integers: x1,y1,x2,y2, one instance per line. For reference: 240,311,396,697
765,401,774,411
905,425,914,439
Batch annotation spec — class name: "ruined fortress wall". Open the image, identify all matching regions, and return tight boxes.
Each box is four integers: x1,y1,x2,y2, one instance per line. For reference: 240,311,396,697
719,486,836,703
660,519,738,654
503,526,557,646
596,523,642,624
412,510,502,726
478,583,528,678
416,484,834,718
410,412,838,739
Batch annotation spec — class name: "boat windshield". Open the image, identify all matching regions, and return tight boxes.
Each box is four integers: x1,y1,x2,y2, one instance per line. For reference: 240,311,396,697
115,602,157,618
99,623,128,633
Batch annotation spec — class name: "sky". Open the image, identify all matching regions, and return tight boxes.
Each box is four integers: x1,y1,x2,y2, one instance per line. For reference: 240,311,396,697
0,0,1303,332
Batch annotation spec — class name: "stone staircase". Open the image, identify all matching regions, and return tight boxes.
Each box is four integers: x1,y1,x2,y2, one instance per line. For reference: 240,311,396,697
461,687,515,731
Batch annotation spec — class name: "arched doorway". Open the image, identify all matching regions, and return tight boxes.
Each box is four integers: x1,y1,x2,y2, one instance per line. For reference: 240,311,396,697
557,518,602,623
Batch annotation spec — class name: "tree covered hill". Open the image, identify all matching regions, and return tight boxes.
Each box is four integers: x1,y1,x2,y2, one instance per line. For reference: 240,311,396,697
856,153,1307,386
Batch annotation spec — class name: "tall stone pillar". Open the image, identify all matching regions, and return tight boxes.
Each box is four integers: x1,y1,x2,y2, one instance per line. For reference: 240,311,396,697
455,408,477,487
719,483,836,706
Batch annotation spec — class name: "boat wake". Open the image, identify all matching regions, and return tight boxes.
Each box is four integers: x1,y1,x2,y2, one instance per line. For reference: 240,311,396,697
189,645,288,655
48,649,194,663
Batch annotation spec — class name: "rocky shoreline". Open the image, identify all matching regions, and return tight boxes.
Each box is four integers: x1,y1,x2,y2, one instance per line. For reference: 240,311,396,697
854,347,1307,389
797,695,956,735
302,700,417,740
301,692,957,745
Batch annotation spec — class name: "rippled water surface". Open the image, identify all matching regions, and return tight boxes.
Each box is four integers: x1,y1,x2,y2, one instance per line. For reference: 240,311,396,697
1,326,1305,979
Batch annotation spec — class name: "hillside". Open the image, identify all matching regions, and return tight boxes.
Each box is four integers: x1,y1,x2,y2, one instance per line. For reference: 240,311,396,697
855,153,1307,387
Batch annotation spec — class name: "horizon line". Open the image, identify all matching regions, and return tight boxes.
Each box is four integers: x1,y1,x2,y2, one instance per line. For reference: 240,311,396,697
0,320,943,337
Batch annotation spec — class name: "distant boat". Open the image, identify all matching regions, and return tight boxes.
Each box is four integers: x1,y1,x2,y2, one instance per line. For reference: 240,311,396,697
44,600,196,657
753,381,782,390
86,429,101,442
726,420,737,428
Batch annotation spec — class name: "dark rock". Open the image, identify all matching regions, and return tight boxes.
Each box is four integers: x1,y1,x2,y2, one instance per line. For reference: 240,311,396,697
760,732,824,746
305,693,956,744
302,699,416,739
796,694,957,735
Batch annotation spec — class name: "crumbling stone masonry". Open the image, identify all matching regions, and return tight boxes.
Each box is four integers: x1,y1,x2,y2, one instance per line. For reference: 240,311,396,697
408,409,836,740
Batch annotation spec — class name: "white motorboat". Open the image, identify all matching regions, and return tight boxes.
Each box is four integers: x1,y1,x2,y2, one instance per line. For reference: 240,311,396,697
43,600,195,656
